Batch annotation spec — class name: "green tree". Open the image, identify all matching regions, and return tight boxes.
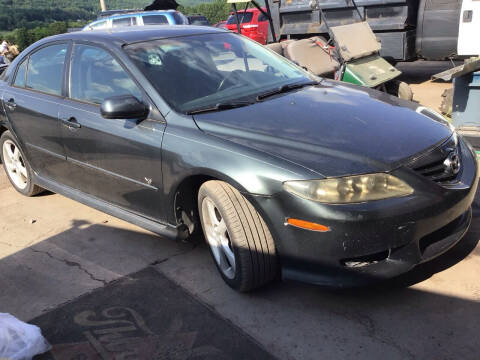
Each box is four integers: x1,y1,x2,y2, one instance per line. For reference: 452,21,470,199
15,28,31,51
179,0,232,25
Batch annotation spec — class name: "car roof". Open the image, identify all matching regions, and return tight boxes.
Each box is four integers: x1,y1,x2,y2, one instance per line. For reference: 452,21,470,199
229,7,266,14
98,9,142,18
97,10,179,21
42,26,228,46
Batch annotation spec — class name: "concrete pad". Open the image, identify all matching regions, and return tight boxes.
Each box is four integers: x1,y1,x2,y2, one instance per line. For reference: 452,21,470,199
0,168,194,321
153,224,480,360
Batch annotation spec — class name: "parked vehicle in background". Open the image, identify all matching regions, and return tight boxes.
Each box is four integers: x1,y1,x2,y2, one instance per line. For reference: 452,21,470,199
226,8,269,44
214,20,227,29
0,27,477,292
83,10,188,30
267,0,462,61
187,15,211,26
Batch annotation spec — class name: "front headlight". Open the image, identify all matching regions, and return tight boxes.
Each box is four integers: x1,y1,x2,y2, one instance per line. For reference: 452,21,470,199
283,173,413,204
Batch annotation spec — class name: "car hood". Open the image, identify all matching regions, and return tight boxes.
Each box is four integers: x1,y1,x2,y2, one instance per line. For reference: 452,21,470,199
193,81,452,178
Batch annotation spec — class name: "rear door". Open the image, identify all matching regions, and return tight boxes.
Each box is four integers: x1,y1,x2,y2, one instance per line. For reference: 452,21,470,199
2,42,70,181
59,43,166,221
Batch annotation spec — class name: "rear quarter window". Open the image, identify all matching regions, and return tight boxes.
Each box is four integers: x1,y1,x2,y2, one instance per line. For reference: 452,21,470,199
13,60,27,87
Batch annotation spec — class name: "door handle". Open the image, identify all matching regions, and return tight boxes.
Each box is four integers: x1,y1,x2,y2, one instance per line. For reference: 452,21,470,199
61,117,81,129
5,98,17,111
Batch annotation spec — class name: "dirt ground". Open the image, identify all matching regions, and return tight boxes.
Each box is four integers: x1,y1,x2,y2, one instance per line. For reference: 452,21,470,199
0,61,478,360
396,60,453,111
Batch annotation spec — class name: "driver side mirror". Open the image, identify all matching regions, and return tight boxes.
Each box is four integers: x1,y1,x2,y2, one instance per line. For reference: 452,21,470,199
101,95,149,120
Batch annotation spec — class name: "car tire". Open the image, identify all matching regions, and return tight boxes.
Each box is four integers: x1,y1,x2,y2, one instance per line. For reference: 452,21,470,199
198,180,277,292
386,80,414,101
0,131,43,197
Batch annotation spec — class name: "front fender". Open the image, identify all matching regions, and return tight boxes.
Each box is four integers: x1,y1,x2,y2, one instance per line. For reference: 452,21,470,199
161,112,314,222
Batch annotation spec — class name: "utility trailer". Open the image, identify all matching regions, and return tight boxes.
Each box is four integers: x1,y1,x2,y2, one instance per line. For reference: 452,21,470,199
266,0,462,61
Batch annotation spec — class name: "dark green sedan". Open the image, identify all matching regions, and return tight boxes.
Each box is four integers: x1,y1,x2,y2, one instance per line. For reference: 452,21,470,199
0,26,477,291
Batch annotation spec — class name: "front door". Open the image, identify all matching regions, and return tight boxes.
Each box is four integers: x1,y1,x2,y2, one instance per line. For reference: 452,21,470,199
59,43,166,221
2,43,70,181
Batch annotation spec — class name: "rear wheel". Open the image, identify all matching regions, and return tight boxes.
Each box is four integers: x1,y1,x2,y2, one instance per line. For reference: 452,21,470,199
198,180,277,292
0,131,43,196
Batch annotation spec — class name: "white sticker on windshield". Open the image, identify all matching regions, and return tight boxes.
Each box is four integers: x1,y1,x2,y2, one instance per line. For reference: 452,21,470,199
148,54,162,66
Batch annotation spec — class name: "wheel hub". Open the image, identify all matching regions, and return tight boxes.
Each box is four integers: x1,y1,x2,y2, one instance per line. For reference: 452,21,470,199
201,197,236,279
2,140,28,190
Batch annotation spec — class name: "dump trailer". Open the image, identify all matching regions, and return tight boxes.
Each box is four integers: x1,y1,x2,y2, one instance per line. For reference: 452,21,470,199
267,0,462,61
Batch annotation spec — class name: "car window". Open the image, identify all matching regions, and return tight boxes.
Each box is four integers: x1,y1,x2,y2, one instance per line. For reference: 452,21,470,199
112,17,134,27
227,12,253,24
172,12,188,25
90,20,107,29
258,13,269,22
26,44,67,96
13,59,27,88
70,44,142,105
143,15,169,25
189,16,210,26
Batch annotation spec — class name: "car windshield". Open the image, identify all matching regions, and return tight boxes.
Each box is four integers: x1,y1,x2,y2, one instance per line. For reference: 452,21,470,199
125,32,311,113
226,12,253,24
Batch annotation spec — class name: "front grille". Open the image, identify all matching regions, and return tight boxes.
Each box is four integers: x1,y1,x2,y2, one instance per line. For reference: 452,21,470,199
412,158,458,183
407,135,461,184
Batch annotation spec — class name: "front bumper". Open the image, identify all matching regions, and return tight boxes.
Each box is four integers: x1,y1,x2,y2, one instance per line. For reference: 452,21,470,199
250,137,478,287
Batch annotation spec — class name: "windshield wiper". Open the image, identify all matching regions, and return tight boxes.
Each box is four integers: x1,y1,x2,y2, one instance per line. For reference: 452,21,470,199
186,101,254,115
256,80,319,101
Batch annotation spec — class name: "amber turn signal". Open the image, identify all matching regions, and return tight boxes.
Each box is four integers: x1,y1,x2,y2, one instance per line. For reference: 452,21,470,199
285,218,330,232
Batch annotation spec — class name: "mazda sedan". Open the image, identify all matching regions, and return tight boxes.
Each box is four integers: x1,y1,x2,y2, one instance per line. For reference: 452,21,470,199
0,27,477,291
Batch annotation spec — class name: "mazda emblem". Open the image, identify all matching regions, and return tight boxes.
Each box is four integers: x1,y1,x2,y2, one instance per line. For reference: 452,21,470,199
443,152,461,175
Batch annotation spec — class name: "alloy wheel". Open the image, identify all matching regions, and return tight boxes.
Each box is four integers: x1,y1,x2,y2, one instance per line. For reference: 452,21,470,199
2,140,28,190
201,197,236,279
